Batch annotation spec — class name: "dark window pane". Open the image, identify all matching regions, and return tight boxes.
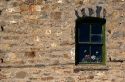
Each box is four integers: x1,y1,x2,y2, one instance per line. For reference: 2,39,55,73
79,23,90,42
91,45,102,63
91,24,102,34
91,35,102,42
78,44,90,62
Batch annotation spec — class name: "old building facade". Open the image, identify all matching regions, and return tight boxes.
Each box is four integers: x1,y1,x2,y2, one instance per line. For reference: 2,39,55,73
0,0,125,82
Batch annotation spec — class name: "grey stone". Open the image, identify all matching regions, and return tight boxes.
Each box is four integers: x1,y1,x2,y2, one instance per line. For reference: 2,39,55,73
75,10,80,18
81,8,86,17
15,71,27,79
25,51,36,58
88,8,94,16
65,77,75,82
25,0,35,4
12,2,19,7
103,8,106,18
96,6,102,17
40,12,48,19
112,31,125,39
0,21,6,26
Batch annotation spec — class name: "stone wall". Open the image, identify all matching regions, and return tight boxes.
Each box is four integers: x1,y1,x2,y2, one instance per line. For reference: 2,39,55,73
0,0,125,82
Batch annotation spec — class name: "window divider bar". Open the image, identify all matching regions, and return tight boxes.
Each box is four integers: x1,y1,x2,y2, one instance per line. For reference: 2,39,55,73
90,24,92,57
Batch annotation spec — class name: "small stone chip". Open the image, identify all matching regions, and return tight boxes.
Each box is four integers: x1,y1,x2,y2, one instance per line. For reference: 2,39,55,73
45,29,51,35
51,43,57,48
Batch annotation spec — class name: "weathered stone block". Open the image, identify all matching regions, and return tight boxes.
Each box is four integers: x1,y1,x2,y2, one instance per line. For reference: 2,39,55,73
65,77,75,82
35,5,42,11
3,52,18,63
15,71,27,79
20,4,29,13
25,51,36,58
51,12,62,20
36,0,43,5
0,73,6,80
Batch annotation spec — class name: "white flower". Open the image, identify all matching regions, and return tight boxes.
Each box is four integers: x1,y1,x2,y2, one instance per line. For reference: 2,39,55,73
84,50,87,53
91,55,96,60
96,51,99,54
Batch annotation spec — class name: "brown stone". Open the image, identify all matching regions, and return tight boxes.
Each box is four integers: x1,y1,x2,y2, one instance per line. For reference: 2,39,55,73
0,73,6,80
51,12,62,20
0,58,4,63
4,52,17,63
20,4,29,13
41,77,54,81
64,70,71,74
36,0,43,5
75,0,82,5
52,60,60,65
87,75,94,79
25,51,36,58
29,5,36,14
113,0,123,2
46,76,54,80
78,76,86,80
65,77,75,82
25,0,35,4
64,54,70,59
15,71,27,79
41,77,46,80
13,2,18,7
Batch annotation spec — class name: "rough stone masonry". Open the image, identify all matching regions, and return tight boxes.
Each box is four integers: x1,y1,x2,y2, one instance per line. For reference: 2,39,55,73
0,0,125,82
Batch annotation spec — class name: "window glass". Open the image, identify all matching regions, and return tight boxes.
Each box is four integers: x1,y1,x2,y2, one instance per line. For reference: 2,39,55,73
91,45,102,63
79,23,90,42
91,35,102,43
91,24,102,34
78,44,90,62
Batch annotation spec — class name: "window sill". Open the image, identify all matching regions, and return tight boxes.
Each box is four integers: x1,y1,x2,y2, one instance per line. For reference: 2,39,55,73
74,64,109,72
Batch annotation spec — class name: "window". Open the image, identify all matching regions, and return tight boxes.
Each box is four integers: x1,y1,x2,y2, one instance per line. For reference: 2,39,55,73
75,17,106,65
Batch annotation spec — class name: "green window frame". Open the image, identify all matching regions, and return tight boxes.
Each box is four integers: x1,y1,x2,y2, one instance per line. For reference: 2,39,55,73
75,17,106,65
